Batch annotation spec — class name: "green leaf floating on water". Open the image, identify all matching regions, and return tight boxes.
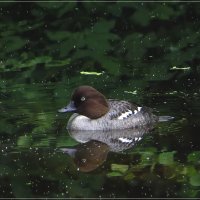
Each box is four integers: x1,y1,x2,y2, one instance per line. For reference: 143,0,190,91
140,151,155,166
111,164,129,173
170,66,191,71
158,151,176,165
190,173,200,186
80,71,103,76
107,164,129,177
187,151,200,163
107,171,123,177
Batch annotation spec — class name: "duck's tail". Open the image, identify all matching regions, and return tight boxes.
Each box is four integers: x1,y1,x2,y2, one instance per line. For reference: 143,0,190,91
158,116,174,122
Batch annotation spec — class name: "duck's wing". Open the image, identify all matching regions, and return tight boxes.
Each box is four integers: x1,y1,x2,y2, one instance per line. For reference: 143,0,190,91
108,99,143,120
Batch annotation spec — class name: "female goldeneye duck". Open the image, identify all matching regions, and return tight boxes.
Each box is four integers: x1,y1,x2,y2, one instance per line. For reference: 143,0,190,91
58,85,159,130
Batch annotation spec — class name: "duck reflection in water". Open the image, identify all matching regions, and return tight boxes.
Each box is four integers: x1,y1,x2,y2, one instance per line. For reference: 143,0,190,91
61,125,153,172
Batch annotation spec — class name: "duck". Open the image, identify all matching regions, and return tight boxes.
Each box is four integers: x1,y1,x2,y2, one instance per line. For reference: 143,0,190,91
58,85,170,131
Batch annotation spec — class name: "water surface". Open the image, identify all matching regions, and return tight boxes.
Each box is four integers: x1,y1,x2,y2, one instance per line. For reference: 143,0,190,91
1,81,200,198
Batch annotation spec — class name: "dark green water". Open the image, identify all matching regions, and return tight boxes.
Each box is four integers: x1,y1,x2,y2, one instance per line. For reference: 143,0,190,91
1,81,200,198
0,2,200,199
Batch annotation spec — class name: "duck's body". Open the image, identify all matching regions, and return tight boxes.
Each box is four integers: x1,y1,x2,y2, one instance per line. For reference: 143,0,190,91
67,100,158,130
59,86,159,131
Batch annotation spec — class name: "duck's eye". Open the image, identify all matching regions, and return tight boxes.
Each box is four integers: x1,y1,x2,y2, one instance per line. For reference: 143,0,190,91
81,96,86,101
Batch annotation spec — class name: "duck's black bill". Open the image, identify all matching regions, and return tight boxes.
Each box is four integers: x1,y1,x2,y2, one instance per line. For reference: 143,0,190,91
58,101,77,113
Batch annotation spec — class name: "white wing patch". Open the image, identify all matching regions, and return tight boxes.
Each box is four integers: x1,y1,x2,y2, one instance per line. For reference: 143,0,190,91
134,137,142,141
118,107,143,120
137,107,142,111
118,137,133,143
118,136,142,143
118,109,133,119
